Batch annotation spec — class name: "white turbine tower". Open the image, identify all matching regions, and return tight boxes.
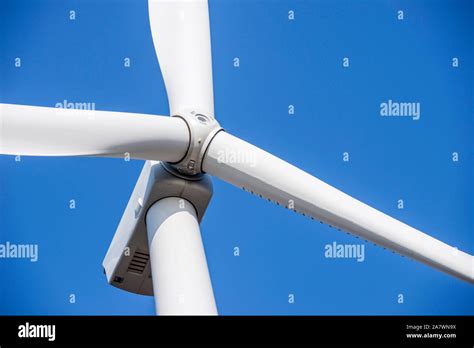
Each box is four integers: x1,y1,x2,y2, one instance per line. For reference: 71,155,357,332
0,0,472,315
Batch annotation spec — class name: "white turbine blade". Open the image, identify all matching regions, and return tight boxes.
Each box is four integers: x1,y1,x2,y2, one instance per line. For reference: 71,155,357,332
0,103,189,162
148,0,214,117
203,132,474,284
147,197,217,315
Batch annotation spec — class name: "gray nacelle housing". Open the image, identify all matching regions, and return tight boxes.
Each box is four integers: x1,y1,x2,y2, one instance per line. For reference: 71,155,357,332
102,161,213,296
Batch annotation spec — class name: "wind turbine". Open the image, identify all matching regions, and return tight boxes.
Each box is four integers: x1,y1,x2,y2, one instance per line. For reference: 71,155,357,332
1,0,472,315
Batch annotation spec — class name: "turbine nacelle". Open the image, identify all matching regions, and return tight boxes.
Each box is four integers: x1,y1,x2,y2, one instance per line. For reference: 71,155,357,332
102,161,213,296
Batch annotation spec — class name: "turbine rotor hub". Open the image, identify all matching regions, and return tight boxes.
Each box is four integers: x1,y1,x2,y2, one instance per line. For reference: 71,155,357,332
168,108,222,177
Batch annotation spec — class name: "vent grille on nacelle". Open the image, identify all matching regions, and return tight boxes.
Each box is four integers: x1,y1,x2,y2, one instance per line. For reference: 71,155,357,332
127,250,149,275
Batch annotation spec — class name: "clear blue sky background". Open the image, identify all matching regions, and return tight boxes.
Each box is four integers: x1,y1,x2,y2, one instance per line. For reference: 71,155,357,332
1,0,473,315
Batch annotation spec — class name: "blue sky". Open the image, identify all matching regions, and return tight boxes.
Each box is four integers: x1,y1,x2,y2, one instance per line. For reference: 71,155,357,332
0,0,473,315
